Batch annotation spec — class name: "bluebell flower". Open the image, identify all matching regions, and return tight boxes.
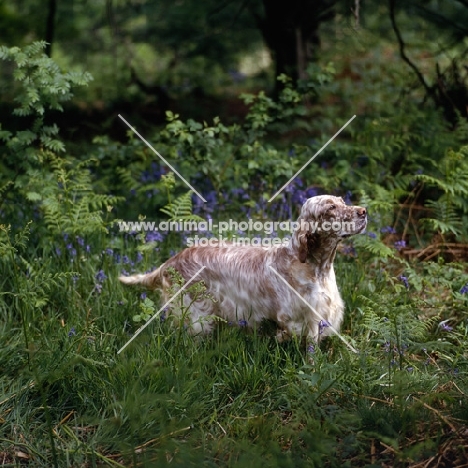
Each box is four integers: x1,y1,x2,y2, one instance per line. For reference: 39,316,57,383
398,275,409,289
66,243,76,257
394,240,406,250
121,269,130,276
85,245,91,253
460,284,468,295
95,283,102,294
342,245,356,256
305,187,318,198
319,320,331,335
406,366,413,373
136,252,143,263
105,248,114,256
122,255,130,264
68,327,76,337
367,232,377,239
440,322,453,332
344,191,352,205
292,190,307,205
146,231,164,243
55,247,61,256
307,344,315,354
381,226,396,234
95,270,107,283
238,319,248,328
76,236,84,247
140,292,147,300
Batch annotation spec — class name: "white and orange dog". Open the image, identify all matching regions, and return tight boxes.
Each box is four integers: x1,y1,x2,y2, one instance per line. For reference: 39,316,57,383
120,195,367,342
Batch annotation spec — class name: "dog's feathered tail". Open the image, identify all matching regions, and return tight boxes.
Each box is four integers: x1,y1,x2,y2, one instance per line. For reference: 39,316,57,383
119,267,162,289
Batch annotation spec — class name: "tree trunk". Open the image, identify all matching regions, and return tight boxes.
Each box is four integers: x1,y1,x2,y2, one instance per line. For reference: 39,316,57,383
45,0,57,57
254,0,335,92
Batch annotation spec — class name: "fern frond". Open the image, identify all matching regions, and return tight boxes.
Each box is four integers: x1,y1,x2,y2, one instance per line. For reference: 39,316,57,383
160,190,205,222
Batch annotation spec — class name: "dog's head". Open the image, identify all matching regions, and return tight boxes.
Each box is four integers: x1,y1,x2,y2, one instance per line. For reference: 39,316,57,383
294,195,367,263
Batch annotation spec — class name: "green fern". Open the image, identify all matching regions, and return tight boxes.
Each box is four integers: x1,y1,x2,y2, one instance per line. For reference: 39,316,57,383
416,146,468,237
160,190,205,222
31,155,124,236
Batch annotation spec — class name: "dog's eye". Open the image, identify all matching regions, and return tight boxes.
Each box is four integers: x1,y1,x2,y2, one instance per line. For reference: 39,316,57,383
328,204,336,210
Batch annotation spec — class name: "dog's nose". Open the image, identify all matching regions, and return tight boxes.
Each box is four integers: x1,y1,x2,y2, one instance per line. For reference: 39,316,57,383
357,207,367,217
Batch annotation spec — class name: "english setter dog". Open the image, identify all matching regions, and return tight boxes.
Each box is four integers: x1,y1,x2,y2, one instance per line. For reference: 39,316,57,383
120,195,367,343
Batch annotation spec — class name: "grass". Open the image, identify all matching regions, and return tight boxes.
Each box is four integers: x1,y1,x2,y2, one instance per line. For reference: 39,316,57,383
1,230,467,467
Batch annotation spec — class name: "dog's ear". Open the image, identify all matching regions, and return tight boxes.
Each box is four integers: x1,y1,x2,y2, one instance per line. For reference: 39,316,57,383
297,232,320,263
298,232,308,263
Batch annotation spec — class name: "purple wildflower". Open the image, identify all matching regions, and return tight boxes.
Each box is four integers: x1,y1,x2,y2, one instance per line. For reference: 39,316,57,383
307,344,315,354
381,226,396,234
146,231,164,243
136,252,143,263
76,236,84,247
95,270,107,283
140,292,147,300
344,191,352,205
319,320,331,335
105,248,114,256
394,240,406,250
55,247,61,256
66,243,77,257
398,275,409,289
367,232,377,239
440,322,453,332
342,245,356,256
68,327,76,337
238,319,248,328
460,284,468,295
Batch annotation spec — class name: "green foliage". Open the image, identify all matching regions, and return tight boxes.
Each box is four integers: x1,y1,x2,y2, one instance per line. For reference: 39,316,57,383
133,296,156,323
0,41,92,117
160,190,205,223
1,41,468,467
417,146,468,237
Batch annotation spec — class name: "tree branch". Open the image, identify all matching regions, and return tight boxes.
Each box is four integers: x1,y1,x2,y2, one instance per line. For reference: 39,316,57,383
389,0,435,99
